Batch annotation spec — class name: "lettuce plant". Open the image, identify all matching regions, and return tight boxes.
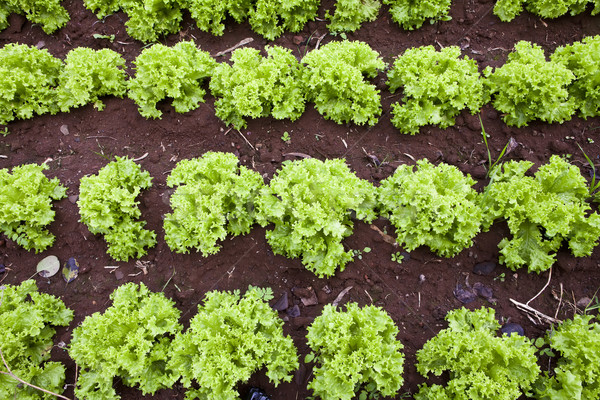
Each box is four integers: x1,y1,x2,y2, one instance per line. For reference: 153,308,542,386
210,46,306,129
57,47,127,112
164,152,264,256
83,0,186,42
383,0,452,30
0,163,66,252
247,0,320,40
387,45,485,134
302,40,386,126
69,283,182,400
306,303,405,400
480,156,600,273
325,0,381,33
187,0,251,36
188,0,318,39
257,158,377,277
128,41,217,119
378,160,482,257
494,0,591,21
168,286,298,400
483,41,576,127
551,35,600,119
0,0,69,33
0,280,73,400
415,307,540,400
534,314,600,399
78,156,156,261
0,43,62,125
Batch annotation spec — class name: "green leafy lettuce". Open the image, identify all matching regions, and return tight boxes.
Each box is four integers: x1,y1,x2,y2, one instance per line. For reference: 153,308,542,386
247,0,319,40
0,163,66,252
164,152,264,256
494,0,591,21
378,159,482,257
257,158,377,277
483,40,576,127
383,0,452,30
0,280,73,400
0,0,69,33
415,307,540,400
128,41,217,119
83,0,186,42
188,0,318,39
78,156,156,261
479,155,600,273
534,314,600,399
187,0,251,36
302,40,386,126
325,0,381,33
0,43,62,125
387,45,485,134
57,47,127,112
551,35,600,119
168,286,298,400
69,283,182,400
306,303,405,400
210,45,306,129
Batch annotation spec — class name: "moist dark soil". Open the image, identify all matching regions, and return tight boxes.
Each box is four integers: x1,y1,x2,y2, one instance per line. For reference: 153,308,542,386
1,1,600,399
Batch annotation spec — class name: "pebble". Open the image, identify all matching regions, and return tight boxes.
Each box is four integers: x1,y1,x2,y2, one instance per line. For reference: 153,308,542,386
501,323,524,336
473,261,496,276
271,292,289,311
286,305,300,318
114,270,124,280
576,297,592,308
68,195,79,204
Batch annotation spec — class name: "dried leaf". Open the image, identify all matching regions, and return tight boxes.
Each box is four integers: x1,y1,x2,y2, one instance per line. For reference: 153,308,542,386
37,255,60,278
62,257,79,283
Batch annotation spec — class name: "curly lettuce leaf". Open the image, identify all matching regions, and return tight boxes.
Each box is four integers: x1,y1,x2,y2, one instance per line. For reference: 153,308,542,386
0,280,73,399
416,307,540,400
0,43,63,125
379,159,482,257
552,35,600,119
325,0,381,33
526,0,589,18
210,46,306,129
0,163,66,252
3,0,69,33
493,0,527,21
164,152,264,255
168,286,298,400
483,41,576,127
187,0,251,35
129,41,217,119
249,0,319,40
302,40,386,126
256,158,377,277
535,315,600,399
83,0,185,42
78,156,156,261
70,283,182,400
387,45,485,135
480,155,600,273
58,47,127,112
306,303,405,400
383,0,452,30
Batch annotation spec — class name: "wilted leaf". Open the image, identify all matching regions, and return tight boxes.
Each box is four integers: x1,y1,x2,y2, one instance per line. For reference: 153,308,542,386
62,257,79,283
37,255,60,278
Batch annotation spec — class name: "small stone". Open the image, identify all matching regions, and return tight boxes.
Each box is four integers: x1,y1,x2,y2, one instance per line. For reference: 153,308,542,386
292,286,318,306
0,264,5,274
453,284,477,304
114,270,124,280
175,289,194,302
576,297,592,308
60,125,69,136
35,40,45,49
322,285,332,294
286,304,300,318
501,323,524,336
272,292,289,311
68,195,78,204
419,274,426,283
473,261,496,276
293,35,304,45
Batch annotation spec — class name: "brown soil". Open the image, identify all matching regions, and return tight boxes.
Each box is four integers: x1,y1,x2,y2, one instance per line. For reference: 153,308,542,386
1,1,600,399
